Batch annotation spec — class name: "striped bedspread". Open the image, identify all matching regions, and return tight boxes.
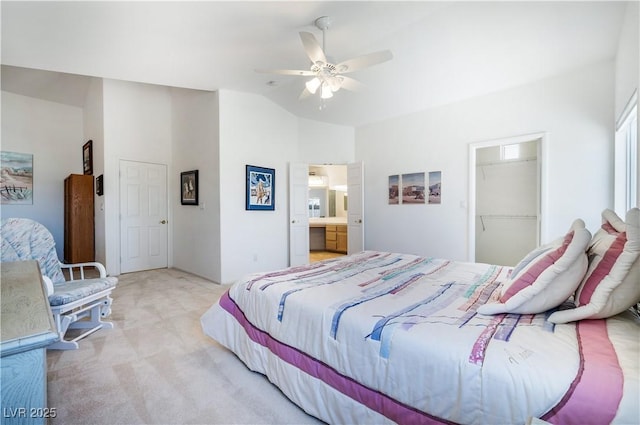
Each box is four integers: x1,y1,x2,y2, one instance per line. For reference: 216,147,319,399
201,251,640,424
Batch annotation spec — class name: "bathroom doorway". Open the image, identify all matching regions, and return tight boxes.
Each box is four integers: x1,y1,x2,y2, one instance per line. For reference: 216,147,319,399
308,164,348,262
289,162,363,266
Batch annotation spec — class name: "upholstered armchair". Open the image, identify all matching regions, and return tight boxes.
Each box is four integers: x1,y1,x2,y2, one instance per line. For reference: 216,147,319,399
1,218,117,350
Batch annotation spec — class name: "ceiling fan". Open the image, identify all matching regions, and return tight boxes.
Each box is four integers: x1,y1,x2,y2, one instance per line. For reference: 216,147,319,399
257,16,393,100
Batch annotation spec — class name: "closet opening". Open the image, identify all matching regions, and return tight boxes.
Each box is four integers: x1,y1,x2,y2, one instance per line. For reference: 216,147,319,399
468,133,547,266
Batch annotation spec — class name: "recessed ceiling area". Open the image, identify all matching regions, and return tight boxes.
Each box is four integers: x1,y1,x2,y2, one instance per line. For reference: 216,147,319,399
1,1,630,127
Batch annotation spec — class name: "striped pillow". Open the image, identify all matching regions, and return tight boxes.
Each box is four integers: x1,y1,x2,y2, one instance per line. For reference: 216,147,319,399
548,208,640,323
477,219,590,315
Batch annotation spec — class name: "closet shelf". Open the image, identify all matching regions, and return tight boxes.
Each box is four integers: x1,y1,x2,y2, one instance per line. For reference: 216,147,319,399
476,157,537,167
476,214,537,219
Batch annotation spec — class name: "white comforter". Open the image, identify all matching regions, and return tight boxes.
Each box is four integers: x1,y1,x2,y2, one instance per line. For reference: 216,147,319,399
201,251,640,424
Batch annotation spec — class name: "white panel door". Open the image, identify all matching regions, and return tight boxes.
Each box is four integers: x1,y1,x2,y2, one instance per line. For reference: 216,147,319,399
347,162,364,254
289,163,309,266
120,160,168,273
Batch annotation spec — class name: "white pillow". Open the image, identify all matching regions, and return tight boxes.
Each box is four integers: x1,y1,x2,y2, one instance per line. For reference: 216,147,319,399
548,208,640,323
477,219,590,315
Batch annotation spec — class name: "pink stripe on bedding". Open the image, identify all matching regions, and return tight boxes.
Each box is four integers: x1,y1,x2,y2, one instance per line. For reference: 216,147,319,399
501,231,574,302
578,231,626,305
541,319,623,424
602,221,618,234
219,290,456,425
468,314,503,365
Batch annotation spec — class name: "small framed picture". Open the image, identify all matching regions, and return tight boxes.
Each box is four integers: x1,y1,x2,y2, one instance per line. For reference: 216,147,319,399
180,170,199,205
388,174,400,204
83,140,93,175
428,171,442,204
402,172,425,204
96,174,104,196
246,165,275,211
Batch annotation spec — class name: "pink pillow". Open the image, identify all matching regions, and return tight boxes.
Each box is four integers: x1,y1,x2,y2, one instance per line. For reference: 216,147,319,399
477,219,590,315
548,208,640,323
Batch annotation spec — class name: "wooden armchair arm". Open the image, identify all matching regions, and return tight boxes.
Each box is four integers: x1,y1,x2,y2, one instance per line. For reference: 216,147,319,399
59,261,107,280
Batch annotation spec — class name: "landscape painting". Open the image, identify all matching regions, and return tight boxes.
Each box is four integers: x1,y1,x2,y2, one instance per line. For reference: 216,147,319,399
388,174,400,204
1,151,33,205
429,171,442,204
402,172,425,204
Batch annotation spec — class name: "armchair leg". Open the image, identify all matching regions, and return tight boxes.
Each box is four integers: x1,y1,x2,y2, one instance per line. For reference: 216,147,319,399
49,296,115,350
48,339,80,350
100,296,113,318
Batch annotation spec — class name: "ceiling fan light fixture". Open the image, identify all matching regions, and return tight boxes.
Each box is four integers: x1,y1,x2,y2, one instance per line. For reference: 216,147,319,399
305,77,321,94
256,15,393,104
321,82,333,99
328,76,342,92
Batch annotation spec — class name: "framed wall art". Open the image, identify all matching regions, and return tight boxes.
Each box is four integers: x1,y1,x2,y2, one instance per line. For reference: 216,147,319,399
388,174,400,204
83,140,93,175
96,174,104,196
401,172,425,204
0,151,33,205
246,165,275,211
428,171,442,204
180,170,199,205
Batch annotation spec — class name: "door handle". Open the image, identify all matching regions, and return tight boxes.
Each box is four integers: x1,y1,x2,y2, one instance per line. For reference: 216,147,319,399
160,220,167,224
291,220,296,224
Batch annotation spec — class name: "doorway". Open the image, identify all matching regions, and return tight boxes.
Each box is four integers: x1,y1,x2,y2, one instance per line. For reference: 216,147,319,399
468,133,546,266
119,160,169,273
289,162,364,266
308,164,348,261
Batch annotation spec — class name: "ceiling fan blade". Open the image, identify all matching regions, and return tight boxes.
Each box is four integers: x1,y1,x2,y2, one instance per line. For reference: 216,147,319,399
338,76,366,92
255,68,316,76
299,32,327,64
335,50,393,73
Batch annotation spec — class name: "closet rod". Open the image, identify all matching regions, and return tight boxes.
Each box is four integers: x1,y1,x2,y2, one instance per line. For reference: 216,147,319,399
478,214,537,231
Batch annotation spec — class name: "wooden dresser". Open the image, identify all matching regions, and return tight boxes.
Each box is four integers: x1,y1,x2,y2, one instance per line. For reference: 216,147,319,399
1,261,59,424
64,174,95,263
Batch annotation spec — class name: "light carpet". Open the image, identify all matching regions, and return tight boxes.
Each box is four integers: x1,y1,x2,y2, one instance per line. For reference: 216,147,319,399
46,268,324,425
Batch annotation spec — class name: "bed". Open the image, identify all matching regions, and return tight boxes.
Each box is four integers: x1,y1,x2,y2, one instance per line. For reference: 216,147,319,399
201,211,640,425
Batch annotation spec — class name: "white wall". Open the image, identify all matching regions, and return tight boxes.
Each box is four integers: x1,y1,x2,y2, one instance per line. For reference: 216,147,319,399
171,88,221,282
217,90,299,284
83,78,106,265
1,91,84,259
614,1,639,205
297,118,355,163
614,2,639,119
356,61,614,261
101,79,173,275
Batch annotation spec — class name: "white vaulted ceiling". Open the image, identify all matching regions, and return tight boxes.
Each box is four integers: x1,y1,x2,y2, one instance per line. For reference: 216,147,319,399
1,1,630,127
